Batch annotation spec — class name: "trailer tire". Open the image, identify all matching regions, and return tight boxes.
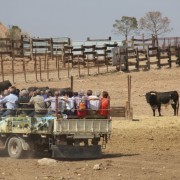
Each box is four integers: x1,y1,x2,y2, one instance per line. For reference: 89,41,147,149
7,137,23,159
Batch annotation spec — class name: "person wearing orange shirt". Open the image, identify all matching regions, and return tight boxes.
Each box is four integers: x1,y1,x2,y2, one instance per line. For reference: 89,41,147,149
98,91,110,118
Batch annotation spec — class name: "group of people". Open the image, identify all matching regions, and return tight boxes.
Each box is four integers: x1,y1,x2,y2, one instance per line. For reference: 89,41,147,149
0,86,110,119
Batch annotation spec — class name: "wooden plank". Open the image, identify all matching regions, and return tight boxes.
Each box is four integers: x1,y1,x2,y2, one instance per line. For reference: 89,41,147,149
83,45,95,49
105,43,118,47
159,56,169,59
160,63,170,66
84,51,96,55
52,42,69,45
72,48,84,51
138,58,148,61
110,106,126,117
95,47,106,50
0,38,11,41
0,51,12,55
0,45,12,48
32,38,50,42
87,37,111,41
33,45,50,48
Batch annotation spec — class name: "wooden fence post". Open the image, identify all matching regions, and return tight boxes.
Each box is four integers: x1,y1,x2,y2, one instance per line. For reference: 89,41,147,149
12,51,15,84
125,75,133,120
39,57,42,81
71,76,73,91
78,55,81,77
44,49,47,70
34,49,38,82
22,60,27,83
50,38,53,60
97,58,99,74
67,56,70,78
57,48,60,80
0,54,4,81
47,56,49,81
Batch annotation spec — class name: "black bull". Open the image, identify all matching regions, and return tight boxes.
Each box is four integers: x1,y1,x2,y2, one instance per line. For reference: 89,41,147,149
146,91,179,116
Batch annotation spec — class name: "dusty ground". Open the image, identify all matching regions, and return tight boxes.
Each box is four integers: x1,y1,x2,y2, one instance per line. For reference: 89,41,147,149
0,66,180,180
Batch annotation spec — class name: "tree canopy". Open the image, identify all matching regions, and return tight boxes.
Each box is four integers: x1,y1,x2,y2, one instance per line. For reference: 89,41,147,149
139,11,172,37
6,25,22,40
113,16,138,41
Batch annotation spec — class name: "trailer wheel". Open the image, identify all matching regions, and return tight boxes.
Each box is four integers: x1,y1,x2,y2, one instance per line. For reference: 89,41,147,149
7,137,23,159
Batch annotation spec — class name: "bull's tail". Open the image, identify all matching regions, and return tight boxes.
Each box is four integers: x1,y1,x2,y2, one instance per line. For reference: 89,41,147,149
177,98,179,116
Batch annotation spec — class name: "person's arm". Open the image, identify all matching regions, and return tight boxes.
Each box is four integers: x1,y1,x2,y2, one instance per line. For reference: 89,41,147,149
29,97,34,105
59,97,69,103
88,97,100,101
0,96,8,104
44,97,51,102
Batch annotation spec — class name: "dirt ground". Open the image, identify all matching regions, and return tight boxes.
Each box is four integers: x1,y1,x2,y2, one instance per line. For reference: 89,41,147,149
0,66,180,180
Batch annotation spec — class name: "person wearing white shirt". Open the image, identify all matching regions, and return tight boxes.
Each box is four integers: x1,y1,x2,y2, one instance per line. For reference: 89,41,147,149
88,91,101,115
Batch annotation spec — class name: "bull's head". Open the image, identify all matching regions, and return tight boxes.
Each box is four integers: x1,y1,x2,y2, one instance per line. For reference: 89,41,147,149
145,91,157,104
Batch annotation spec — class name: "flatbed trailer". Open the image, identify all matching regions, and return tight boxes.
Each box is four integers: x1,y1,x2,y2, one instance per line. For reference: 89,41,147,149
0,115,112,159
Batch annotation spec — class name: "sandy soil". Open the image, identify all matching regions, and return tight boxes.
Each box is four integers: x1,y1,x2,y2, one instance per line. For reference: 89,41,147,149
0,66,180,180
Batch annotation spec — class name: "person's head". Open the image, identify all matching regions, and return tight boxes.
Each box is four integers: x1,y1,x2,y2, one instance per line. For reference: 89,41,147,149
54,91,60,97
20,89,29,97
34,89,41,96
45,89,51,94
95,91,101,97
59,90,65,96
66,90,73,98
73,92,78,97
3,89,9,96
8,86,17,95
87,90,93,96
40,90,44,96
102,91,109,98
78,89,84,96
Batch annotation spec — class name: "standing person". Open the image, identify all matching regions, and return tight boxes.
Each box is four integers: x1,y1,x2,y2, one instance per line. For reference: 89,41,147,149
0,86,18,117
86,90,93,109
64,90,75,116
88,91,101,115
44,91,67,116
75,90,87,118
97,91,110,118
28,89,47,117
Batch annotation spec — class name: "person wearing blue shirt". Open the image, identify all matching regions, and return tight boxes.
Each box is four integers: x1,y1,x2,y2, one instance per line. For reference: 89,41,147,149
0,86,18,117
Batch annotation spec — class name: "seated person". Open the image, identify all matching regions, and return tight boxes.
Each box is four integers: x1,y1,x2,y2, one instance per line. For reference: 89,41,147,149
16,89,34,116
0,86,18,117
28,89,47,117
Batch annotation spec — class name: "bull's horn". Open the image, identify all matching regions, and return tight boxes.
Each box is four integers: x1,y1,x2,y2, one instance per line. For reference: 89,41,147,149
150,92,156,95
139,94,146,97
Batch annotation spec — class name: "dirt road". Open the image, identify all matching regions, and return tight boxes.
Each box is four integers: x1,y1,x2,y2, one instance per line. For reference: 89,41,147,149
0,67,180,179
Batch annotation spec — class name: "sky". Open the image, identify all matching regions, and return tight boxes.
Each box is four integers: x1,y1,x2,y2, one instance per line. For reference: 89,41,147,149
0,0,180,41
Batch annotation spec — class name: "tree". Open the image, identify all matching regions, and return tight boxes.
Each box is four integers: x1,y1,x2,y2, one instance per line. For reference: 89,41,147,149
139,11,172,38
6,25,22,40
113,16,138,41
